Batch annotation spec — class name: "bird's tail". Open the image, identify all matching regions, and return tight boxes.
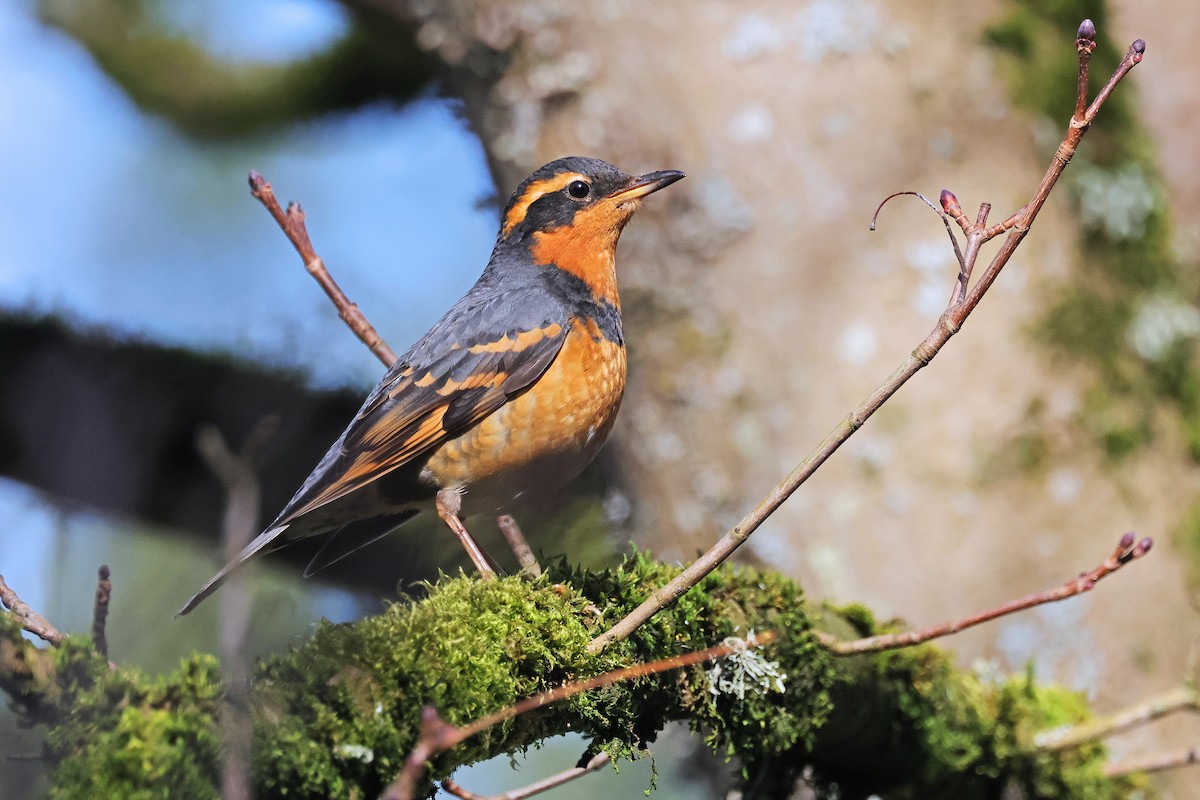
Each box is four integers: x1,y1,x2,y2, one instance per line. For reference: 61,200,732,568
175,523,289,617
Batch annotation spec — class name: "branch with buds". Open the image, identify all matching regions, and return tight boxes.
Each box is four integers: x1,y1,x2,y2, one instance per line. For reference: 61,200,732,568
585,22,1147,656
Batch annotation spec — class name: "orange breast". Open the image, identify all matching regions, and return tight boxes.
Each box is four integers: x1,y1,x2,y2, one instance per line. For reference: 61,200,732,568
421,317,627,513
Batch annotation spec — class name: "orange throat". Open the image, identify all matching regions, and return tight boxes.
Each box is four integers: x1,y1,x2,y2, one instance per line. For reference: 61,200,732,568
530,206,632,308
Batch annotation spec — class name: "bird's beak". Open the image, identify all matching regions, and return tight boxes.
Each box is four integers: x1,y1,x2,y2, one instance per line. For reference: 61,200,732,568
610,170,686,202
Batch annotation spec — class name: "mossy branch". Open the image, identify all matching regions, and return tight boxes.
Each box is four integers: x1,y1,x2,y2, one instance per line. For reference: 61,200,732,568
0,557,1145,798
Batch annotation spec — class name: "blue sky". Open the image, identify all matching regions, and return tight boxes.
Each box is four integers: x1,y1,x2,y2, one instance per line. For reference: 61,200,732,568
0,0,498,389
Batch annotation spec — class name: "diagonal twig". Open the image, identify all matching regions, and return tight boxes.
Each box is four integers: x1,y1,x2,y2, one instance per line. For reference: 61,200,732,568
1037,684,1198,751
817,533,1151,656
248,170,398,368
585,20,1146,656
0,574,65,646
383,631,775,800
1105,746,1200,778
495,514,541,576
441,753,611,800
249,172,539,572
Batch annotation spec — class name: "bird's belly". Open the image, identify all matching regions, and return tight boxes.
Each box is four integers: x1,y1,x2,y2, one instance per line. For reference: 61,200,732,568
421,323,626,515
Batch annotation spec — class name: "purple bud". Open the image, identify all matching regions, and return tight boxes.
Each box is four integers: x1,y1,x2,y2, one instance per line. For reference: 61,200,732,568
1119,532,1135,550
99,564,111,580
1132,39,1146,55
1138,537,1153,554
1077,19,1096,41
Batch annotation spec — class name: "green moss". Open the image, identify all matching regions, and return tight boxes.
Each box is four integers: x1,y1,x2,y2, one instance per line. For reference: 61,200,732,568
39,641,223,799
250,559,834,797
6,558,1146,798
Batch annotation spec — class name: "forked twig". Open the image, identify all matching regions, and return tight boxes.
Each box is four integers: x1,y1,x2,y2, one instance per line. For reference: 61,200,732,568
585,21,1146,656
0,574,65,646
817,533,1151,656
441,753,611,800
383,631,776,800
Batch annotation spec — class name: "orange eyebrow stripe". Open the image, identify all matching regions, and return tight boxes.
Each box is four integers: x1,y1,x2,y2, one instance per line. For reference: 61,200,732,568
468,323,563,354
502,173,585,234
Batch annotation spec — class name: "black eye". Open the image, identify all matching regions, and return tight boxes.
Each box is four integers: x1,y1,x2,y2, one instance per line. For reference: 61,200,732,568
567,180,590,199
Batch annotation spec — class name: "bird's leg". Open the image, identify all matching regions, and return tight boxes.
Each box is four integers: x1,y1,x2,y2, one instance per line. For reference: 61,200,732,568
436,488,497,579
496,514,542,577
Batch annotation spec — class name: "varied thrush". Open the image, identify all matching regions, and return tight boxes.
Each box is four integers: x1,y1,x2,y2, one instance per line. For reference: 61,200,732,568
178,157,684,615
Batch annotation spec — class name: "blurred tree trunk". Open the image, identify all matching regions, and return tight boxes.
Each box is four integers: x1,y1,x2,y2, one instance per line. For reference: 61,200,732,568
344,7,1197,790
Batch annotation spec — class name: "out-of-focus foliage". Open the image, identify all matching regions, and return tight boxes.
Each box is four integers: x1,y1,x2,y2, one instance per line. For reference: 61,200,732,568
38,0,434,138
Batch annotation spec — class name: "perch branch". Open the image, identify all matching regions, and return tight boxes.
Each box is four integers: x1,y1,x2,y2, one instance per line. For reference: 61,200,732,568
441,754,611,800
586,20,1145,656
91,565,111,660
496,514,541,576
1036,684,1198,751
818,533,1151,656
0,574,65,646
384,631,776,800
248,170,397,367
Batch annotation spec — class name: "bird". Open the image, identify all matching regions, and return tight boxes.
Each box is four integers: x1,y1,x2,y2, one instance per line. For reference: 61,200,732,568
177,156,684,615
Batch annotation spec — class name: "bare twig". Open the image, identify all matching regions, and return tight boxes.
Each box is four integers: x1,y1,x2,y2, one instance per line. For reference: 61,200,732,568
585,21,1145,656
818,533,1151,656
496,515,541,576
383,631,775,800
1105,746,1200,778
248,170,397,368
0,575,65,646
1037,684,1198,751
442,753,611,800
91,565,111,659
196,417,277,800
249,172,538,571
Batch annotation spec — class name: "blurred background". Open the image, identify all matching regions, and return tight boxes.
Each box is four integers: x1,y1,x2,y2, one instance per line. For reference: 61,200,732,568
1,0,1197,797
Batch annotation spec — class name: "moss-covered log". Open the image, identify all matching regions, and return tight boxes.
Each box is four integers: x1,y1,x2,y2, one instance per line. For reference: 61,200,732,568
0,557,1140,799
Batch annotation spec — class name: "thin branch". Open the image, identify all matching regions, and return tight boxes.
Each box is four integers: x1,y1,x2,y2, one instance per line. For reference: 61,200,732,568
1105,746,1200,778
585,21,1145,656
0,575,65,646
442,753,611,800
1074,20,1097,122
384,631,775,800
248,172,535,570
871,190,966,274
818,533,1152,656
91,565,111,660
496,515,541,576
247,170,397,368
196,418,277,800
1036,685,1198,751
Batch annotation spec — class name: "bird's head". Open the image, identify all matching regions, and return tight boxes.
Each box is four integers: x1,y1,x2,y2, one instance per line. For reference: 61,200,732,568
497,156,684,305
